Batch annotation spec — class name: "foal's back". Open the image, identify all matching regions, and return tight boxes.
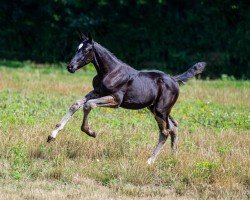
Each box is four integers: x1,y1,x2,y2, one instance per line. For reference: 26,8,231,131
120,69,179,109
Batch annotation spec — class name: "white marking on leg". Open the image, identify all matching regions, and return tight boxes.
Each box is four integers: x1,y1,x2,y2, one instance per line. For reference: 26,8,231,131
147,157,155,165
51,111,73,138
147,132,167,165
49,99,86,139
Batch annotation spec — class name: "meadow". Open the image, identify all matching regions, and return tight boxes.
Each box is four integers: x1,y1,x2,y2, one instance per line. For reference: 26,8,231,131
0,60,249,199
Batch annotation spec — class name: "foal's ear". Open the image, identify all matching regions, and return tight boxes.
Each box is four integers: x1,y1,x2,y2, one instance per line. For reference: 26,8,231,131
78,31,87,41
87,32,93,43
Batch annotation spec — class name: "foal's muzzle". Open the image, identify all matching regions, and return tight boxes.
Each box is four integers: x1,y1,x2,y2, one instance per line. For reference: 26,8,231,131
67,65,75,73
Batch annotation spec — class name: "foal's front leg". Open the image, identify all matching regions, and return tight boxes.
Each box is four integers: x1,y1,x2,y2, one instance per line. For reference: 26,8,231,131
47,91,97,142
81,96,118,138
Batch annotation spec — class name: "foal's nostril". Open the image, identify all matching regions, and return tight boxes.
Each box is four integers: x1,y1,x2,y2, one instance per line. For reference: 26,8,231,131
67,64,73,70
67,65,75,73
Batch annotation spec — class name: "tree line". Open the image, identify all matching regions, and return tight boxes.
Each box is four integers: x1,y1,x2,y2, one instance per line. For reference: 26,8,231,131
0,0,249,78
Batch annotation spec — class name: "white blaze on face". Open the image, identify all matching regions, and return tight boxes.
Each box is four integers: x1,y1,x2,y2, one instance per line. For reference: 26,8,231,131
78,43,83,50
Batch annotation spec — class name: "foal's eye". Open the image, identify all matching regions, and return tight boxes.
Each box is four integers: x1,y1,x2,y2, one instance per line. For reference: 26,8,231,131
85,47,92,52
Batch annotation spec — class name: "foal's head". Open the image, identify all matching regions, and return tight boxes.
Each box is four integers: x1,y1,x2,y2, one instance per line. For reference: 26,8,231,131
67,33,95,73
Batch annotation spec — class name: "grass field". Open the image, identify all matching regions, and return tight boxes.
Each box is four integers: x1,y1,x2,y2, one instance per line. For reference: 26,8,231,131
0,60,249,199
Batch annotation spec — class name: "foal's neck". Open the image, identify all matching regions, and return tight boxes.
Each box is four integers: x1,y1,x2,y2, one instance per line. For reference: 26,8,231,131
92,42,120,77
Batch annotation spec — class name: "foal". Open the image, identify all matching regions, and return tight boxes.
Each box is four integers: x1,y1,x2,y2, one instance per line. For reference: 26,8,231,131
48,33,206,164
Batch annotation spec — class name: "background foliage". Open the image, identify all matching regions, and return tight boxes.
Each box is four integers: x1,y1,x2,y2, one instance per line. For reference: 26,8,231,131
0,0,249,78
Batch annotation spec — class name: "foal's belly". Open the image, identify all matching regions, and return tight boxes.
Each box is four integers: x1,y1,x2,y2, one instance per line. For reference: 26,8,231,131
120,78,158,110
120,101,153,109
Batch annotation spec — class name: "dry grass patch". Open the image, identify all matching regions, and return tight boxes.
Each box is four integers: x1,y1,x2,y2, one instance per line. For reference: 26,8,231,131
0,61,249,199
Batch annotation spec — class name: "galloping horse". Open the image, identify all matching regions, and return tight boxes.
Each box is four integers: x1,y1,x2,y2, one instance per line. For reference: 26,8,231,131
47,33,206,164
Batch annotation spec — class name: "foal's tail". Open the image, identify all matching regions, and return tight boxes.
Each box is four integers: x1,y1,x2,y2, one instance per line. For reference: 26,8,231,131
173,62,206,85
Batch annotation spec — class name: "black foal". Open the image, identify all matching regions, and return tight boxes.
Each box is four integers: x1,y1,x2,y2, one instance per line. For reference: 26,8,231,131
48,33,206,164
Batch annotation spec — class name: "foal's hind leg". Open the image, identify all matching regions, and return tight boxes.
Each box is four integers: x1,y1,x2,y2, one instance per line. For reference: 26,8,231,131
147,115,169,165
147,115,178,164
147,132,168,165
47,91,97,142
81,96,119,137
147,86,178,163
169,117,178,152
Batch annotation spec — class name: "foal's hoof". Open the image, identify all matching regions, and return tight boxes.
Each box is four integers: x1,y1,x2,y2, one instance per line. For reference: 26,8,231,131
81,126,96,138
47,135,55,143
85,131,96,138
147,158,155,165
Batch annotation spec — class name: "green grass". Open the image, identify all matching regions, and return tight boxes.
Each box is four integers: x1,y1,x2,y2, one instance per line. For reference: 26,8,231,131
0,60,249,199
